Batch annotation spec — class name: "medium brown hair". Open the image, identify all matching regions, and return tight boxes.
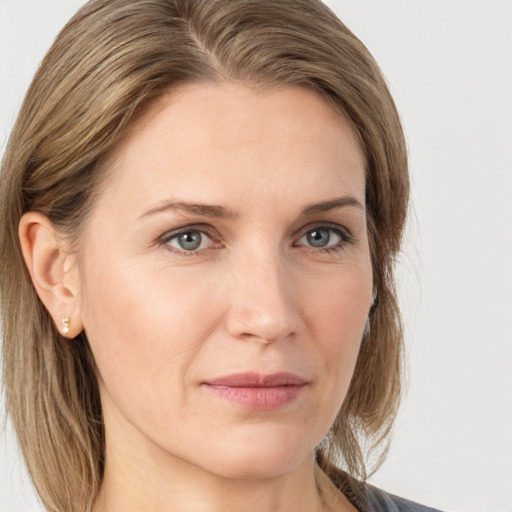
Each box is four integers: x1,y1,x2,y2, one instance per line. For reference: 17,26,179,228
0,1,408,511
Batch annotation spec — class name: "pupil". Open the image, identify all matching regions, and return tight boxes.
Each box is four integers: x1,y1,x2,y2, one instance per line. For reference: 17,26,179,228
307,229,330,247
178,231,201,250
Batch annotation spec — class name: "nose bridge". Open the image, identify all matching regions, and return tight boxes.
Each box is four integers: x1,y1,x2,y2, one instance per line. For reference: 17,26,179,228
227,244,300,343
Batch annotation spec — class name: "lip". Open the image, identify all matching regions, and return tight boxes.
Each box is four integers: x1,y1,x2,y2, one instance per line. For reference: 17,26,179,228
202,372,308,410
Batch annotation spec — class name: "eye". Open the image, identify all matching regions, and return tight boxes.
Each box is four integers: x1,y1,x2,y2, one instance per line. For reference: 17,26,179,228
303,227,340,248
164,229,214,252
296,225,351,251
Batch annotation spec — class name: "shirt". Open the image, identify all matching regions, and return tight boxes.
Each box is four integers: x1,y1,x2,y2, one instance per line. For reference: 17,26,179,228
316,465,444,512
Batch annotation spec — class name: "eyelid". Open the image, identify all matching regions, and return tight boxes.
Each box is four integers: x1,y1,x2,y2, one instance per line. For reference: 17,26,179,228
294,222,354,241
160,223,211,239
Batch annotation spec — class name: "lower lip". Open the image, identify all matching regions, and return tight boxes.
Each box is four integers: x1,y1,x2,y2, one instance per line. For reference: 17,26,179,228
202,384,306,410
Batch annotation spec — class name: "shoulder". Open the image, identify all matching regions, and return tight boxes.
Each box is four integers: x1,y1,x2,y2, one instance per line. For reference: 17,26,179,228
319,466,444,512
364,484,444,512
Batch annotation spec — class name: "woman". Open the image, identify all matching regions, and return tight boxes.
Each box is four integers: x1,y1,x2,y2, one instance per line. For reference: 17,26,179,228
0,1,441,511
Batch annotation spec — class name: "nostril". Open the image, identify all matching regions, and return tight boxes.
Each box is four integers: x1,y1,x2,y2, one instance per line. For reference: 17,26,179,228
246,334,272,345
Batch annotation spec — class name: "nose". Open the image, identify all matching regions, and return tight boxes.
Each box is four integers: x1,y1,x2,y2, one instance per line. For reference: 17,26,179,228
225,250,303,345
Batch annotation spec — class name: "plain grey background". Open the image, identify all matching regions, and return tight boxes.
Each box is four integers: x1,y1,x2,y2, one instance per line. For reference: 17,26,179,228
1,1,511,511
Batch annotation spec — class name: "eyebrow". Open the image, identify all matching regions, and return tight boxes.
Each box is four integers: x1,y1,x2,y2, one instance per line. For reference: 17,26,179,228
140,200,238,219
140,195,363,220
300,196,364,215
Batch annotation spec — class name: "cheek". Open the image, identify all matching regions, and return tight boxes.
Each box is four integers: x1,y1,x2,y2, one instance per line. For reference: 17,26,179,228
77,248,223,410
301,263,370,402
304,260,370,339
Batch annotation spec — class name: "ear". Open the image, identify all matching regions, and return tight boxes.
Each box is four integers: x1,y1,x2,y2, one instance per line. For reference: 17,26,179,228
19,212,84,338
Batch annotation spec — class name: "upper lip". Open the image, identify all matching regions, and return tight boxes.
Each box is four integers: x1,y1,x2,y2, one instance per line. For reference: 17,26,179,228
203,372,307,387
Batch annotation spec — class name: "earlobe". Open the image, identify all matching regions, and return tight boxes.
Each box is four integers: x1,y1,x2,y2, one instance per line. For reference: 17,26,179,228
19,212,84,338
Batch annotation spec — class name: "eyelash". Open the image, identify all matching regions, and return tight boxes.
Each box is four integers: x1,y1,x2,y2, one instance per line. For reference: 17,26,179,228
294,223,354,255
158,224,220,257
158,223,354,257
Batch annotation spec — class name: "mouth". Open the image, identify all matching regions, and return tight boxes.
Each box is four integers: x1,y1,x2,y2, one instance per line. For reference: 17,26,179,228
202,372,308,410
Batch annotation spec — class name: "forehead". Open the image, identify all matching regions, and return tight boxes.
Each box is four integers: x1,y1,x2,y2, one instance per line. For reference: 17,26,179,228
98,82,366,213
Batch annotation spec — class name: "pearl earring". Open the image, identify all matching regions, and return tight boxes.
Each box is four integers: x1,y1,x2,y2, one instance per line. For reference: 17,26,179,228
62,317,70,335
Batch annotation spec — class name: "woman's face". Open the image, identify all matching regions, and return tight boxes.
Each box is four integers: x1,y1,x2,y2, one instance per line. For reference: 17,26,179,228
77,83,372,479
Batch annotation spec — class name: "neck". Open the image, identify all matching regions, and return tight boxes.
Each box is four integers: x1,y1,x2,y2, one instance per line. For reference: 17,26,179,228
94,444,332,512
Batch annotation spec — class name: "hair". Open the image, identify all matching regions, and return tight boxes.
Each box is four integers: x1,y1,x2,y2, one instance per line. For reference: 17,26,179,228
0,1,409,511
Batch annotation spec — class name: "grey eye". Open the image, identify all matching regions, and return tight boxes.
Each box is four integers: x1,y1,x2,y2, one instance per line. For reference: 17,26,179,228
167,230,210,251
300,227,342,248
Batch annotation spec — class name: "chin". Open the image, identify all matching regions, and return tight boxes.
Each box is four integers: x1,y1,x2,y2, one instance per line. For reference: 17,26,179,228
196,427,317,480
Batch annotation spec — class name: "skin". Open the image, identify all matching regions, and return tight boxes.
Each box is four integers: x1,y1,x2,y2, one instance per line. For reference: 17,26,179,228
20,83,372,512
